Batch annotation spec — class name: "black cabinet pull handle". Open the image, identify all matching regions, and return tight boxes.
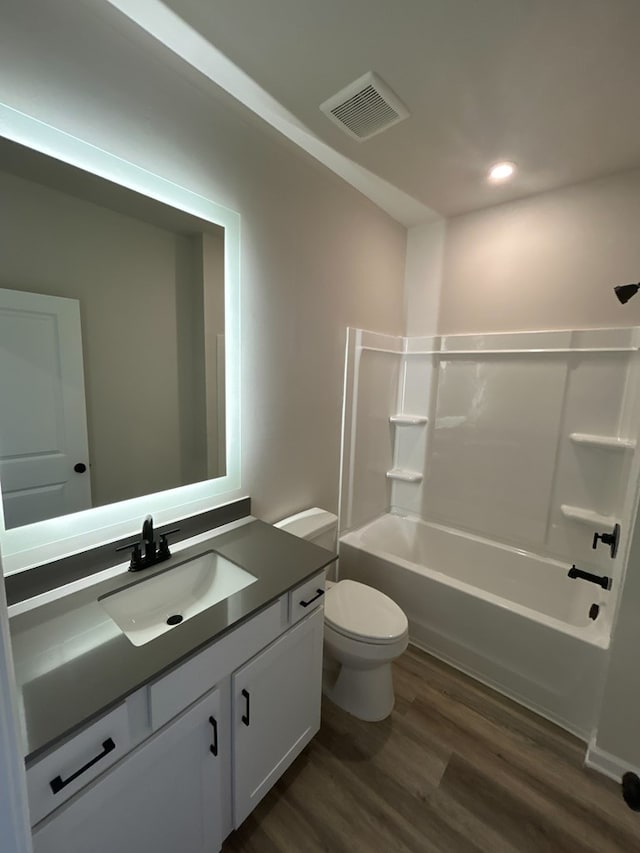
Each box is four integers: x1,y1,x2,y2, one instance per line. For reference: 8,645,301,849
300,589,324,607
209,716,218,756
241,689,250,726
49,738,116,794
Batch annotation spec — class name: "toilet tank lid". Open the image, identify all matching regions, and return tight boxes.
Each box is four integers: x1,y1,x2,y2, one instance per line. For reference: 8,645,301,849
274,507,337,540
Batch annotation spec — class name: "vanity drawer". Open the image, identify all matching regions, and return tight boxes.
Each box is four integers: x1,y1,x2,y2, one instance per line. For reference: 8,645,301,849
289,572,326,625
27,703,130,826
149,596,288,730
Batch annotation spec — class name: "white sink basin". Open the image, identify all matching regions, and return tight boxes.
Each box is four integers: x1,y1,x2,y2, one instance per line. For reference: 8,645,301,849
99,551,257,646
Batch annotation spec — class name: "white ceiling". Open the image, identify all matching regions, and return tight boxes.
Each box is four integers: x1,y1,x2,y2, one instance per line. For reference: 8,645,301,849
155,0,640,219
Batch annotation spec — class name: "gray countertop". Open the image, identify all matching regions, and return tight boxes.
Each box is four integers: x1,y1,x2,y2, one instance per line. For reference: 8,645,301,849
9,518,335,764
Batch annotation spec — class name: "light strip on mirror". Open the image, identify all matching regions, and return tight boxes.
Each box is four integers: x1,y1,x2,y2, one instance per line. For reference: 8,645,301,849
0,102,242,574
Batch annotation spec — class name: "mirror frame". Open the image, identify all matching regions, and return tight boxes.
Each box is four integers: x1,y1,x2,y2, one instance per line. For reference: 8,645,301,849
0,103,242,574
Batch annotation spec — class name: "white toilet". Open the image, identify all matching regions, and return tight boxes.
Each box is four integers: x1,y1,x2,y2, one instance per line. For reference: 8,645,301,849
275,508,409,722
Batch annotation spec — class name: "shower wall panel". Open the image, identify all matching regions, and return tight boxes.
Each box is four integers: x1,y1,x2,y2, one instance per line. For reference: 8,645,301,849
548,349,640,572
388,337,437,515
386,327,640,578
423,356,567,548
340,325,640,595
340,328,402,532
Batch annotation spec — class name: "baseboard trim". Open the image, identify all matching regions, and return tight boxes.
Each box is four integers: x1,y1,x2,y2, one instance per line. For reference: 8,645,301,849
585,739,640,783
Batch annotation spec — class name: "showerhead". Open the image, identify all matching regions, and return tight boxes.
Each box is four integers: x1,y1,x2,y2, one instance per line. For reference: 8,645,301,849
614,283,640,305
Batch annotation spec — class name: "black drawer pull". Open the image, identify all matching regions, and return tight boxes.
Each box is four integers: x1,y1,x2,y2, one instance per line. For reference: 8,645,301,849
300,589,324,607
209,716,218,756
49,738,116,794
241,689,250,726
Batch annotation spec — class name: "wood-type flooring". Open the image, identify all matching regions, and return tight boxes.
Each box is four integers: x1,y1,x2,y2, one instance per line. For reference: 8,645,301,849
224,645,640,852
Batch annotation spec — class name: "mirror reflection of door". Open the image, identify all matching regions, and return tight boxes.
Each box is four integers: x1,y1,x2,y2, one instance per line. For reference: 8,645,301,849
0,137,226,530
0,287,91,527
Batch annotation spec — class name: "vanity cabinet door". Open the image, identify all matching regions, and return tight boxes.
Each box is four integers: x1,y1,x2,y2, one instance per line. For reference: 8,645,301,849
232,606,323,827
32,687,224,853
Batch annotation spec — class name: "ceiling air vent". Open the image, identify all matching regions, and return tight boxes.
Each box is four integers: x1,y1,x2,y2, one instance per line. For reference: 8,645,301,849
320,71,409,142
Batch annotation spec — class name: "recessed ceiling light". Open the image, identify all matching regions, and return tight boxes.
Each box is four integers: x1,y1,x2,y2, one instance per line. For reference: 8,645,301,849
487,161,516,183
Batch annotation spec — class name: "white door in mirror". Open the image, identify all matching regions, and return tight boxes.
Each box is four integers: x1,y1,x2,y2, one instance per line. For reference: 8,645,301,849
0,287,91,527
99,552,257,646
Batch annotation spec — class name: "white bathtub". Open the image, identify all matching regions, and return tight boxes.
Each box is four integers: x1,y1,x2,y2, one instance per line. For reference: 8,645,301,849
339,513,611,739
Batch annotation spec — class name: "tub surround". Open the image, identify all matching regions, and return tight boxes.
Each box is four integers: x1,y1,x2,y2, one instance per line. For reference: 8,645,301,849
10,518,336,763
340,325,640,633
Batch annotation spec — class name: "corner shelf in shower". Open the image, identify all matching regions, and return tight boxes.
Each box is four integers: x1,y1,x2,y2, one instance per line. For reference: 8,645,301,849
560,504,619,528
386,468,423,483
569,432,636,451
389,415,429,425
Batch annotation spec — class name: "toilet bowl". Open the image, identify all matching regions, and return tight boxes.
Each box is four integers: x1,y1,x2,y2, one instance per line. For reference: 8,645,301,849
323,579,408,720
275,508,409,721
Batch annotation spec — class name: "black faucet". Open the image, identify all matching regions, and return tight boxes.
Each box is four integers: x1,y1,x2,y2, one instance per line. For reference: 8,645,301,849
116,515,180,572
142,515,155,564
568,564,612,590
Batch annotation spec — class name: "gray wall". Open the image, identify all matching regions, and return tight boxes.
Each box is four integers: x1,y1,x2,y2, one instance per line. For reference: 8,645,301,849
0,0,406,524
438,170,640,334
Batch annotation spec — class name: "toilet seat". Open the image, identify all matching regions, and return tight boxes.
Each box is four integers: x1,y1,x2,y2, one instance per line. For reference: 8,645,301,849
325,580,408,645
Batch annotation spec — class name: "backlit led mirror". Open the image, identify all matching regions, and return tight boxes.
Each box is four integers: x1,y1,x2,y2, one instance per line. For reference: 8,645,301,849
0,137,227,529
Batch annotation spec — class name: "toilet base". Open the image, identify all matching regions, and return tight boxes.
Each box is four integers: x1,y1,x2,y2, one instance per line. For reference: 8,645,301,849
324,661,395,722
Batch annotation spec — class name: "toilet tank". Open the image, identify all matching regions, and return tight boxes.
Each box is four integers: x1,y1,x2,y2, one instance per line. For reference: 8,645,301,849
274,507,338,550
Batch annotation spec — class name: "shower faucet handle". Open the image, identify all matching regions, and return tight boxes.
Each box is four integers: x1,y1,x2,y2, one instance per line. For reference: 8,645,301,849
592,523,620,559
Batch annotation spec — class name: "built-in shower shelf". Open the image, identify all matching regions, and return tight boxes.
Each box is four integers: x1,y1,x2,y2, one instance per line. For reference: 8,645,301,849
386,468,423,483
389,414,429,425
560,504,618,528
569,432,636,451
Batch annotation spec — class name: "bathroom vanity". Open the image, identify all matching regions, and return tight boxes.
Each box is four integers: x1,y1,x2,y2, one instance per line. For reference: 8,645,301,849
9,517,334,853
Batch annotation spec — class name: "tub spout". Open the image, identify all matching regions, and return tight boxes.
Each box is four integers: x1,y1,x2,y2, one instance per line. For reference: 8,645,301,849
568,565,611,590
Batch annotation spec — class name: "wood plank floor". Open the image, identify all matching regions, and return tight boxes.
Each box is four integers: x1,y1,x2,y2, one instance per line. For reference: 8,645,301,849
223,646,640,852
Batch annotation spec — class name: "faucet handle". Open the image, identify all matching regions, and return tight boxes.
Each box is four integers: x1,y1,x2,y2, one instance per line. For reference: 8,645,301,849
592,523,620,559
116,541,143,571
158,528,180,559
